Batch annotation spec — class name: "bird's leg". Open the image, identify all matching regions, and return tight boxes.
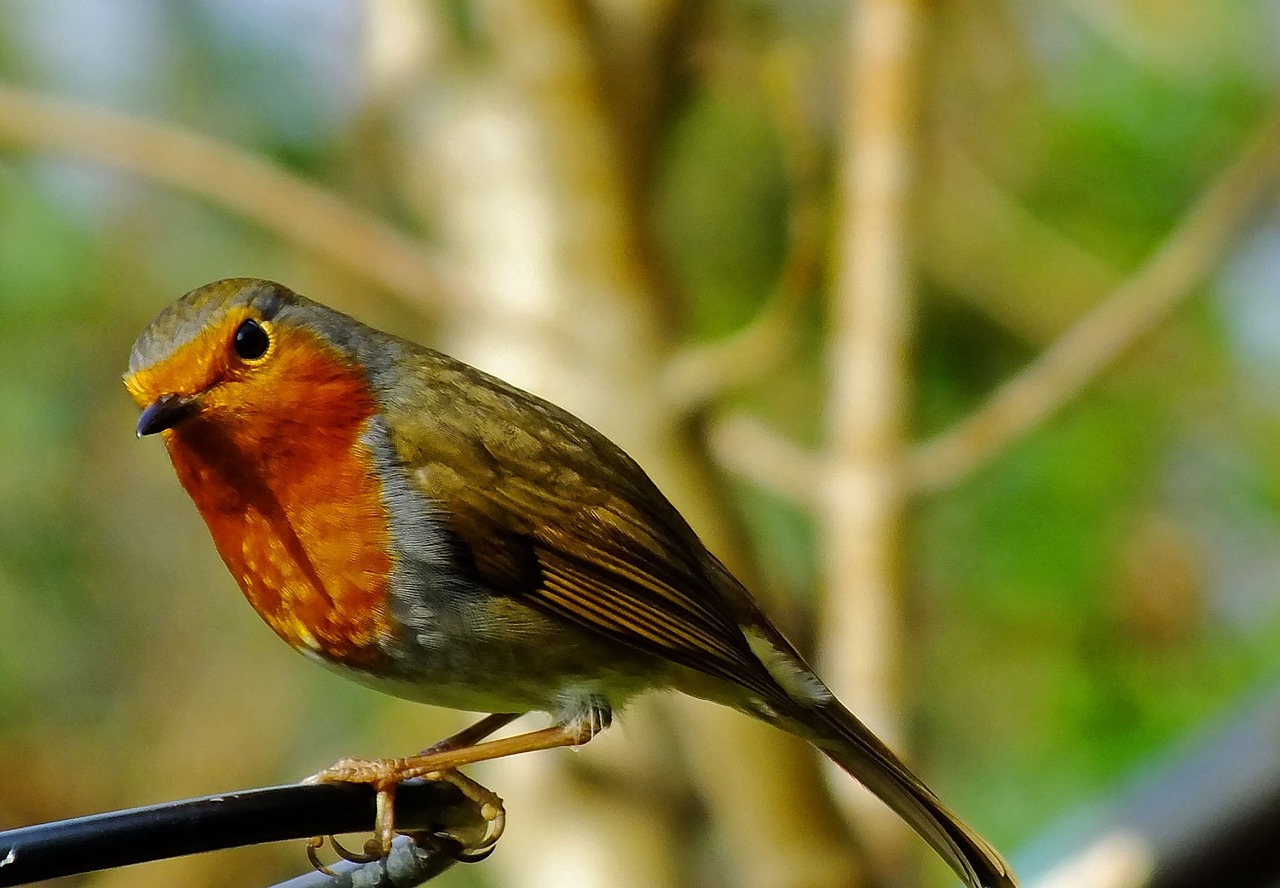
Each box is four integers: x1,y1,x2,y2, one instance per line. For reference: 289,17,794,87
306,706,607,859
310,717,602,787
418,712,521,755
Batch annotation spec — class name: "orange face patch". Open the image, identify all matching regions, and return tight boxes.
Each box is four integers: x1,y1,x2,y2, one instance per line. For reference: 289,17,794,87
130,322,398,668
124,304,255,408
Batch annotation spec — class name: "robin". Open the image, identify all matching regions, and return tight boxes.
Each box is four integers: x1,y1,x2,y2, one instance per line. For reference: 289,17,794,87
124,278,1018,888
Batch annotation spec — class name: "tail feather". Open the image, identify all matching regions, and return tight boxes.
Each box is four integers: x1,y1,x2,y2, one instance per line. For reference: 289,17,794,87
806,700,1018,888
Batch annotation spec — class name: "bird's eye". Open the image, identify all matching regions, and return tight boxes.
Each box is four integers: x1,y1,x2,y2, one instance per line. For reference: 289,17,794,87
233,318,270,360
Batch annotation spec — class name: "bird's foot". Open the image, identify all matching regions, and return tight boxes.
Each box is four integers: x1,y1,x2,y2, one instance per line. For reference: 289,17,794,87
429,770,506,861
304,758,506,867
303,716,601,870
306,755,414,788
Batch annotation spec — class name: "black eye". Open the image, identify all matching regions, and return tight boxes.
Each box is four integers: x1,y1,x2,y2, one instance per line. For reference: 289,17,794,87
233,319,270,360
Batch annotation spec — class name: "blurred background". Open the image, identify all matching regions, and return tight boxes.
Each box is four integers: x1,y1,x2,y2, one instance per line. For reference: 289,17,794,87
2,1,1280,886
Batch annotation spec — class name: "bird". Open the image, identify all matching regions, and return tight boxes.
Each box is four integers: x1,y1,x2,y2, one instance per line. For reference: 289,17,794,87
124,277,1018,888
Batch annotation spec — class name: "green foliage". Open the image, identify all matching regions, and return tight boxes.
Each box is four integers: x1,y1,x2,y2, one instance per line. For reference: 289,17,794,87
0,171,114,724
654,87,790,339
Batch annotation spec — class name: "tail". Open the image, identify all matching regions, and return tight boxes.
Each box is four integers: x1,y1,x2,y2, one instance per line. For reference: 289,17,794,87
801,698,1018,888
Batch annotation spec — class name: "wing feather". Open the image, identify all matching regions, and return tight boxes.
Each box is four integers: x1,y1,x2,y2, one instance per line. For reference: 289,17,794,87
383,368,787,705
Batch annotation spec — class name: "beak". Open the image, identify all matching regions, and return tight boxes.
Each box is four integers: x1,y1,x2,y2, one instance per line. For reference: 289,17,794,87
137,392,201,437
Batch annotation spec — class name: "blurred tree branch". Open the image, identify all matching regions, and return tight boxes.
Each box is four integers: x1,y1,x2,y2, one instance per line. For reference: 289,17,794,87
819,0,924,880
710,109,1280,513
584,0,704,202
706,411,818,506
660,195,818,411
909,108,1280,493
0,83,453,312
919,133,1121,343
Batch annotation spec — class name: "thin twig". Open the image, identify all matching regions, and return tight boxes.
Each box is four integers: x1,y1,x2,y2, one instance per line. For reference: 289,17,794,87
661,253,811,411
909,109,1280,494
920,134,1120,343
706,411,819,505
0,83,454,310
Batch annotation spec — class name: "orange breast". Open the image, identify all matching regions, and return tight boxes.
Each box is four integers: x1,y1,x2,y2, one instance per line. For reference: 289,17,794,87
162,341,398,670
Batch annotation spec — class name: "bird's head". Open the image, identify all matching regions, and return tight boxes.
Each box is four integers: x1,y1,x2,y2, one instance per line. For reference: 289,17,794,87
124,278,373,443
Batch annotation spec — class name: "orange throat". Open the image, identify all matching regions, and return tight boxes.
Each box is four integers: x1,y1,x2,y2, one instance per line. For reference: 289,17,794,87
163,370,397,669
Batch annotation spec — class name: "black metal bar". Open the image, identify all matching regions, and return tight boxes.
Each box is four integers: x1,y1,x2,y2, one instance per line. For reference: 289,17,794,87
0,780,481,886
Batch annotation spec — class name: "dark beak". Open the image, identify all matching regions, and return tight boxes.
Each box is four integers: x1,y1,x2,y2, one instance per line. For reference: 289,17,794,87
137,393,201,437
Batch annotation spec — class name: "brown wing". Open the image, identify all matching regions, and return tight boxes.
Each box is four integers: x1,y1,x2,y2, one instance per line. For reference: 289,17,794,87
441,462,784,704
383,358,786,705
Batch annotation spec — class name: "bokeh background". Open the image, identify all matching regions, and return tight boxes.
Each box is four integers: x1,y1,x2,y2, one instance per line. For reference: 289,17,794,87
2,1,1280,886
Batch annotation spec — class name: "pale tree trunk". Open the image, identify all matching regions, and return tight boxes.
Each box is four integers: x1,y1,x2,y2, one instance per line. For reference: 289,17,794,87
376,2,861,887
820,0,924,884
399,5,680,888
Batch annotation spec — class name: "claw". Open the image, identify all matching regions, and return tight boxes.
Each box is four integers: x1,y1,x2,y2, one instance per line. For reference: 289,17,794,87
305,758,506,863
430,770,506,859
450,839,499,863
306,836,339,876
306,833,382,873
331,833,381,863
